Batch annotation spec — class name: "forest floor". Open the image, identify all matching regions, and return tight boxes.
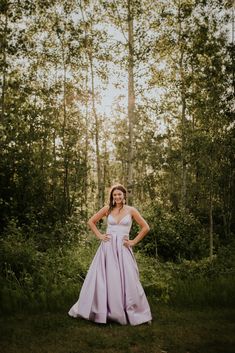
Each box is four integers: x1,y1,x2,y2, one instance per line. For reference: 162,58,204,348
0,300,235,353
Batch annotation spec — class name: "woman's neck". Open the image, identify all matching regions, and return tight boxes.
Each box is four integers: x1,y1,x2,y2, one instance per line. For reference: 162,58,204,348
115,204,124,209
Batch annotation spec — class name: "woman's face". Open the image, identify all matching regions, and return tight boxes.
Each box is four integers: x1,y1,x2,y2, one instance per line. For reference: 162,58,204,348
112,189,125,205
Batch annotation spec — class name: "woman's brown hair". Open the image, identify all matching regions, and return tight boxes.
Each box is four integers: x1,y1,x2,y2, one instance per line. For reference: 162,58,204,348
107,184,127,215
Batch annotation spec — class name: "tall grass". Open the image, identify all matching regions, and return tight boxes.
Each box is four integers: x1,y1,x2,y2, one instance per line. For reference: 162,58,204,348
170,274,235,307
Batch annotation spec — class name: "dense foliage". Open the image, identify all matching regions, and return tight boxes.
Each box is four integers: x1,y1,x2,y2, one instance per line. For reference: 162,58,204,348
1,220,234,313
0,0,234,312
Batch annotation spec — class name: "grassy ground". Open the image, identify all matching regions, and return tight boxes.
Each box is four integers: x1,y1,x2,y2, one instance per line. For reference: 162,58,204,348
0,299,235,353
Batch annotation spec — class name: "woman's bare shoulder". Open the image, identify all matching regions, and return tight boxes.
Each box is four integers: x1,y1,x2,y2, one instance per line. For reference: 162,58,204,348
95,205,109,217
127,206,142,216
103,205,109,216
126,205,136,214
103,205,109,210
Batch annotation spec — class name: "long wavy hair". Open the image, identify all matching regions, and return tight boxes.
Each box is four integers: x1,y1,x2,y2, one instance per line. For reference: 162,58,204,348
107,184,127,215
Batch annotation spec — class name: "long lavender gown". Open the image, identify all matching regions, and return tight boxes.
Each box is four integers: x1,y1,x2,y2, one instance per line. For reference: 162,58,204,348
68,212,152,325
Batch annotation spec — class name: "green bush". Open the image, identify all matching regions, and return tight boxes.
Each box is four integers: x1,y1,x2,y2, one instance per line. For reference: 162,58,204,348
140,204,208,261
0,219,90,314
135,251,174,303
135,247,235,307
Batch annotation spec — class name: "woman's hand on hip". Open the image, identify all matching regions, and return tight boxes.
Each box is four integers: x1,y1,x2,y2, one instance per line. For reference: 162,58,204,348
123,239,136,248
98,233,111,242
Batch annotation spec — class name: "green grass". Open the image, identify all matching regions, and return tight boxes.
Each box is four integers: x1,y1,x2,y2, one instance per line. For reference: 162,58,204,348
169,275,235,307
0,299,235,353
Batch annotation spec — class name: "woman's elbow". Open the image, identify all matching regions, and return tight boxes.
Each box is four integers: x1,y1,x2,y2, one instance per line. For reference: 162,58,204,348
145,224,150,233
87,219,92,226
87,218,96,227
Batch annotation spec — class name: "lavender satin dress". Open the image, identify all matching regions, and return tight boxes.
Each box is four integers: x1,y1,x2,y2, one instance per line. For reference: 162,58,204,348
68,213,152,325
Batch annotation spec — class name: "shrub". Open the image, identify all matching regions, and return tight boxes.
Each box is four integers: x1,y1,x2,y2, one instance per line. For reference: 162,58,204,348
141,206,208,261
0,219,89,314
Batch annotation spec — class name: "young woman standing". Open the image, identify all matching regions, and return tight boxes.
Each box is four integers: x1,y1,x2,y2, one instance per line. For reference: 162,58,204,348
68,184,152,326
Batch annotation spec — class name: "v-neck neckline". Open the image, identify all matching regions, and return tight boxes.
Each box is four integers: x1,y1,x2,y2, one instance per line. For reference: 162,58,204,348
109,213,131,225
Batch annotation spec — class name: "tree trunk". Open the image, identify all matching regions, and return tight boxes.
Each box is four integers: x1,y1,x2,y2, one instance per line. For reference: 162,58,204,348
52,128,56,202
209,192,213,260
1,5,8,121
180,78,187,210
103,136,108,204
222,165,233,239
127,0,135,205
155,234,158,260
62,44,70,216
89,51,103,209
57,28,70,218
178,4,187,210
83,71,89,219
232,4,235,95
80,1,103,210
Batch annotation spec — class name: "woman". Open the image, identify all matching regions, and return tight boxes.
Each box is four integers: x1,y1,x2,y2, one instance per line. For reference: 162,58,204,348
68,184,152,326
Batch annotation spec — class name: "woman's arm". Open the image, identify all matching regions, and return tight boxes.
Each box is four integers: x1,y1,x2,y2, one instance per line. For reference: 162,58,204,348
87,205,110,242
123,207,150,248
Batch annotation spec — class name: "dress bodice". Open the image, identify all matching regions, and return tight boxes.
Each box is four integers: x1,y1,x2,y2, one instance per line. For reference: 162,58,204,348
106,213,132,236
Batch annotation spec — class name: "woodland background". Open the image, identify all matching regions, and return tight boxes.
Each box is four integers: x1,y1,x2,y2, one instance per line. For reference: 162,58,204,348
0,0,235,337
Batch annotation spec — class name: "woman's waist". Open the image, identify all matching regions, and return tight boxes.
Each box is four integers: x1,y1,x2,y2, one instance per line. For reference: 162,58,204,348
106,226,130,236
